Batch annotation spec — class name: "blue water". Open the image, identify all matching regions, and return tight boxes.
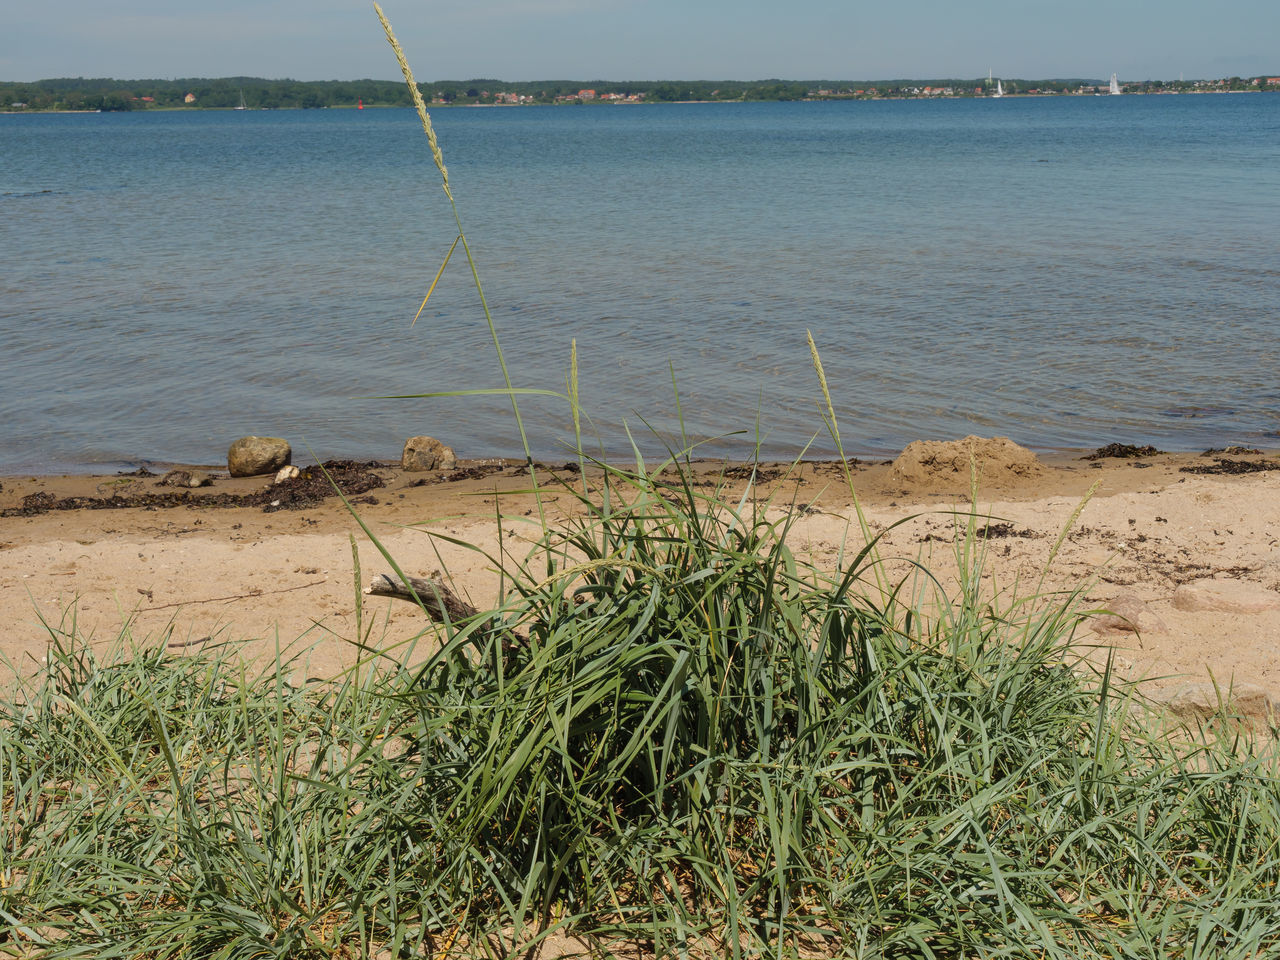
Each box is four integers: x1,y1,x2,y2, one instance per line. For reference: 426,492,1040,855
3,96,1278,473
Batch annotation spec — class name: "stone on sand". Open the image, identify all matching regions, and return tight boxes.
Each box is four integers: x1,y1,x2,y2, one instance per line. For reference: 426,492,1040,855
227,437,292,478
1092,594,1167,636
1157,681,1275,721
402,436,458,472
158,469,213,489
890,436,1044,487
1172,579,1280,615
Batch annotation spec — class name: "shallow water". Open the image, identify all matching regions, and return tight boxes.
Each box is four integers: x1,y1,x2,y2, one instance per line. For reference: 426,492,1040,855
2,95,1278,473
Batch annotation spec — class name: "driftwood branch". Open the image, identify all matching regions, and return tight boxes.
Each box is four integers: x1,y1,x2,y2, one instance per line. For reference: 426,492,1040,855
364,574,480,623
364,573,529,655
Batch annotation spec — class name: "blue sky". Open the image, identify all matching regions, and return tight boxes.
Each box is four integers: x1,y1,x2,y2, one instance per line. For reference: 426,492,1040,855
3,0,1276,83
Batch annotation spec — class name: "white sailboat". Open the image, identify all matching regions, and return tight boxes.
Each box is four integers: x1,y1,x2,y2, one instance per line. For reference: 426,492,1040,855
1109,73,1121,95
235,89,248,110
995,79,1004,98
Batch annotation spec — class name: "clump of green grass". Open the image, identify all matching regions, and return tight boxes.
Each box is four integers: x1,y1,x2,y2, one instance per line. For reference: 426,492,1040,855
4,465,1280,958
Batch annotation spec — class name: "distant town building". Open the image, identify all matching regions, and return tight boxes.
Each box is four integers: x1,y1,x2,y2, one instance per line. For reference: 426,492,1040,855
184,93,196,104
577,89,596,100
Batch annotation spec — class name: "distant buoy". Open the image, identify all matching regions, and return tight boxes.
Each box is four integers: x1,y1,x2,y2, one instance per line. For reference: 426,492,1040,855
358,98,364,110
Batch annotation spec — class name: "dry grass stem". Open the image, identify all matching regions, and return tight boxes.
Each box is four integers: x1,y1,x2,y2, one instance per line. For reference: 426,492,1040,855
373,1,449,193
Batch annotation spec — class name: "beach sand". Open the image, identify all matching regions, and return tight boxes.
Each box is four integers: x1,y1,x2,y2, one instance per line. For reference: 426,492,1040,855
3,442,1279,717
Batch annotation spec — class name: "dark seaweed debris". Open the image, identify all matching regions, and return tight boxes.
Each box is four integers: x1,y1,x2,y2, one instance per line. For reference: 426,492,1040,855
2,460,387,517
404,464,507,487
975,522,1036,539
1180,458,1280,476
721,465,783,482
1083,443,1162,461
922,522,1037,544
261,461,386,511
1202,446,1264,456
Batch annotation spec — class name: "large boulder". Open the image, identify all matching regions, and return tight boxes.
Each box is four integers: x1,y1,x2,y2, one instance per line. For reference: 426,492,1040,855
402,436,458,472
227,436,292,478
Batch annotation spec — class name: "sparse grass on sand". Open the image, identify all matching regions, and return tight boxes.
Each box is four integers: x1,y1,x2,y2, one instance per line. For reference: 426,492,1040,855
3,459,1280,958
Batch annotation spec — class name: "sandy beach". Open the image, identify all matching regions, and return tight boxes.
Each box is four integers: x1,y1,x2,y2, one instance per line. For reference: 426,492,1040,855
3,439,1279,717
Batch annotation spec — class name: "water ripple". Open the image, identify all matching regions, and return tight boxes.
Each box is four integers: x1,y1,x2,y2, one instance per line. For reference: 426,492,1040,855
2,98,1278,472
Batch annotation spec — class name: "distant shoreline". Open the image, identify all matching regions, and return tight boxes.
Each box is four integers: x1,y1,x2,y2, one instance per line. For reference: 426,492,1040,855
5,71,1277,114
4,87,1274,116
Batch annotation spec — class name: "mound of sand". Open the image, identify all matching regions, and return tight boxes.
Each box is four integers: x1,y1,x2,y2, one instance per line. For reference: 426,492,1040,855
890,435,1045,489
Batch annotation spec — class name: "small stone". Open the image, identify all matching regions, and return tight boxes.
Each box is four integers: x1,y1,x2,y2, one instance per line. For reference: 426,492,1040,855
228,436,291,478
159,469,214,488
1159,682,1275,721
1172,579,1280,615
1092,595,1166,635
157,469,213,489
402,436,458,472
274,465,301,484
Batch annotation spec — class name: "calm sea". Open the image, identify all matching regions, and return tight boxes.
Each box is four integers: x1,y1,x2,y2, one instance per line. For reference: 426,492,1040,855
2,96,1278,474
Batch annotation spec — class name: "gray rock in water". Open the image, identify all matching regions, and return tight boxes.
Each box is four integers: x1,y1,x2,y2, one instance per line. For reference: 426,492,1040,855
227,436,292,478
1172,579,1280,615
402,436,458,472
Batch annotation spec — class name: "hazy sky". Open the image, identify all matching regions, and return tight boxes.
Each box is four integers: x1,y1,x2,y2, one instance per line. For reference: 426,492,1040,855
3,0,1276,83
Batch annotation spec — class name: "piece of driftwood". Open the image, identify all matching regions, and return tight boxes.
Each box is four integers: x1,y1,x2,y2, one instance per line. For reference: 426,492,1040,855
364,574,480,622
364,573,529,655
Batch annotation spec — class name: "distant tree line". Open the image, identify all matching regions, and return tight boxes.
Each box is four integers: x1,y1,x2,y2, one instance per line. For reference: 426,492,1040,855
0,77,820,109
3,74,1276,111
0,77,418,111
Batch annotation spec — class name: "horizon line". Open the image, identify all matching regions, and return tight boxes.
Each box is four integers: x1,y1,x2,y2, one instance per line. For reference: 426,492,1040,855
7,71,1278,86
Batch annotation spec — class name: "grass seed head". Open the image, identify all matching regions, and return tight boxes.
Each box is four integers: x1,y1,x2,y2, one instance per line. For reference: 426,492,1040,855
374,2,449,192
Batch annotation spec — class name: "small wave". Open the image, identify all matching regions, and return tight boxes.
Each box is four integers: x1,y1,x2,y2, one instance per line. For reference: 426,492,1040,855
1161,405,1236,419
